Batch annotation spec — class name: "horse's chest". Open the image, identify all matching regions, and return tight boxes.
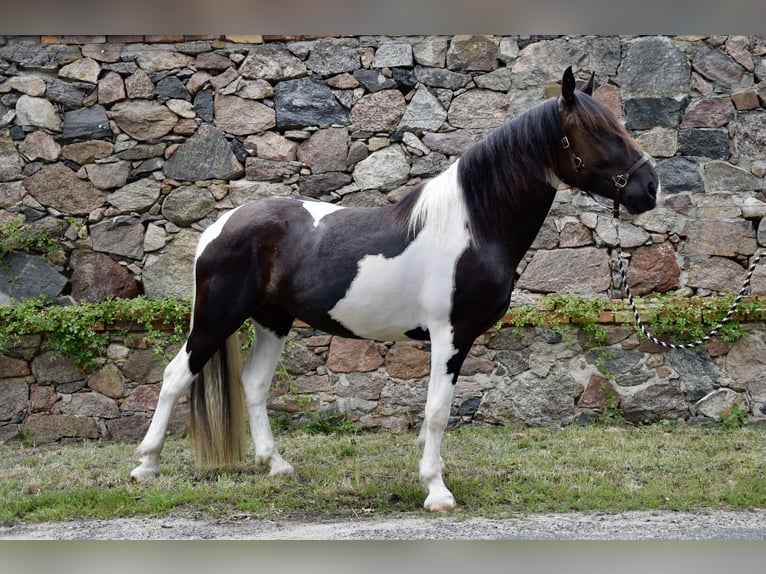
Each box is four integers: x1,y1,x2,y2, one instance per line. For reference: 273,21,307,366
327,233,467,341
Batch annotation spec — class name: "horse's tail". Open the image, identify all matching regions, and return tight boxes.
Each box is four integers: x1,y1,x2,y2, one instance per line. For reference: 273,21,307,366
188,333,248,469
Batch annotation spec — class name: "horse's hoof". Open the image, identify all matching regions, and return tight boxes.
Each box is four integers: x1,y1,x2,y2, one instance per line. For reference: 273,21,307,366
268,459,294,477
423,492,456,512
130,466,157,483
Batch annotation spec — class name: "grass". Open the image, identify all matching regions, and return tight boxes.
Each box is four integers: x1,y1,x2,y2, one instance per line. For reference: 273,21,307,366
2,423,766,524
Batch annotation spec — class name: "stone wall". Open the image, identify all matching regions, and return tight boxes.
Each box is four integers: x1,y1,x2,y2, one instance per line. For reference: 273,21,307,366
2,34,766,442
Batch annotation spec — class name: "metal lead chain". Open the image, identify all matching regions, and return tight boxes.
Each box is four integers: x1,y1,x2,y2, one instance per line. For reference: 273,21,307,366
612,219,766,350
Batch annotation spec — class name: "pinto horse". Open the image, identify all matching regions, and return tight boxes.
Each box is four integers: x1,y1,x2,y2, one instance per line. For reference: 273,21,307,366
131,67,659,511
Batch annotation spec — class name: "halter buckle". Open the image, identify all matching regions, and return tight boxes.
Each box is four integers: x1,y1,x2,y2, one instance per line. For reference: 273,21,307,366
612,174,628,189
561,136,570,150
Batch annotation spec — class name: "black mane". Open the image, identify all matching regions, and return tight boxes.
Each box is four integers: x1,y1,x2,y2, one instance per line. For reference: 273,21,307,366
457,97,564,246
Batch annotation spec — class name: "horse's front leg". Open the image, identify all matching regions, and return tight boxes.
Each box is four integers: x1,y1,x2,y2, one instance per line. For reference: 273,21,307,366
418,329,465,512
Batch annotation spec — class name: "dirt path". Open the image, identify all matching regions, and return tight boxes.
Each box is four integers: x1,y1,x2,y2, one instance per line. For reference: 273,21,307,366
3,508,766,539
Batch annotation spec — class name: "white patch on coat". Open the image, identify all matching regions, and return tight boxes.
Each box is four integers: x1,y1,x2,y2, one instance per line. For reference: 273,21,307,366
408,161,472,244
301,200,345,227
330,166,471,341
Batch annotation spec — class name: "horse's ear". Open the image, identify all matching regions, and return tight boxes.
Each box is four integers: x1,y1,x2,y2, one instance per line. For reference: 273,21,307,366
561,66,576,104
581,72,596,96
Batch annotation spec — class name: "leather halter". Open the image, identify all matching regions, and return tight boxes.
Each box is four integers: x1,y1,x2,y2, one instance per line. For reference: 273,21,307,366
555,105,649,219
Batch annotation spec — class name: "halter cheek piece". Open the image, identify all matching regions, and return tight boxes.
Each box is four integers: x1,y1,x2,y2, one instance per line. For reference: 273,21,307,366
560,135,649,220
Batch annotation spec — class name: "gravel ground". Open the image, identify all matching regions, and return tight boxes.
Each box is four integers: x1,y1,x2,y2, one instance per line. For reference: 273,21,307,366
3,508,766,540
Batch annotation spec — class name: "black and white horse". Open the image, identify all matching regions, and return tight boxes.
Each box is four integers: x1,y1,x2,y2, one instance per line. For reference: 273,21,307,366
131,67,659,511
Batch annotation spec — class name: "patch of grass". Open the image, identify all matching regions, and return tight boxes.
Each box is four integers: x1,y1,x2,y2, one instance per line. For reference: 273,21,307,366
1,424,766,524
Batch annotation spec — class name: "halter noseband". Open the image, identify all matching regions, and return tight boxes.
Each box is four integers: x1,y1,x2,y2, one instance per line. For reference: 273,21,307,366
559,134,649,220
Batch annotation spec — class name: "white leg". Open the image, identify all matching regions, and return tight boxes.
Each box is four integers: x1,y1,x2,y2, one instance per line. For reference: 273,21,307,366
241,323,293,476
419,328,458,511
131,344,195,482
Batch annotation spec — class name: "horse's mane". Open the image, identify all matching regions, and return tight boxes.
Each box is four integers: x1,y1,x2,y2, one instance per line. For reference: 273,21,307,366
395,91,635,246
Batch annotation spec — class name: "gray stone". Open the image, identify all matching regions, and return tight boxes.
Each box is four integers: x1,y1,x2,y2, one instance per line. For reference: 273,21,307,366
109,100,177,141
62,140,114,164
411,153,449,178
97,71,126,105
624,97,684,129
734,112,766,159
695,388,748,421
373,41,413,68
681,219,756,257
91,216,145,259
228,181,293,206
239,44,308,81
0,251,67,304
474,68,511,92
0,74,46,96
299,172,352,197
214,95,276,136
398,86,447,132
85,160,131,190
727,334,766,384
23,414,98,443
621,383,688,423
142,229,199,299
164,124,244,181
135,50,194,73
0,378,27,421
274,78,349,129
161,185,216,226
0,181,24,208
679,129,730,159
62,105,112,141
619,36,691,96
516,247,611,293
125,69,155,99
59,57,100,84
60,392,119,419
686,257,748,292
245,157,301,181
30,351,83,385
0,137,22,182
636,128,678,158
193,89,214,123
446,35,498,72
692,44,747,88
655,157,705,194
70,250,140,302
108,178,162,214
413,65,471,90
594,217,650,248
413,37,449,67
297,128,348,174
15,95,61,131
681,97,736,128
246,131,298,162
704,161,762,193
350,90,407,133
421,130,476,155
306,40,360,75
23,163,106,215
352,69,396,93
352,145,410,191
155,76,190,102
44,78,85,110
448,89,509,131
19,131,60,161
478,365,578,426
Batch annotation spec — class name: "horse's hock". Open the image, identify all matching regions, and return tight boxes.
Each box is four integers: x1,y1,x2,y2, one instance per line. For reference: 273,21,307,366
2,35,766,443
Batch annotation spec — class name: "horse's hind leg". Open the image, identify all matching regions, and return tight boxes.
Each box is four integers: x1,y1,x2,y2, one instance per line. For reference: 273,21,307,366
130,344,195,482
241,320,294,476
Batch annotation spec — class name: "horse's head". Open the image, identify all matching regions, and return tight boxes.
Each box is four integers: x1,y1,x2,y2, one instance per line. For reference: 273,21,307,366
556,66,659,216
